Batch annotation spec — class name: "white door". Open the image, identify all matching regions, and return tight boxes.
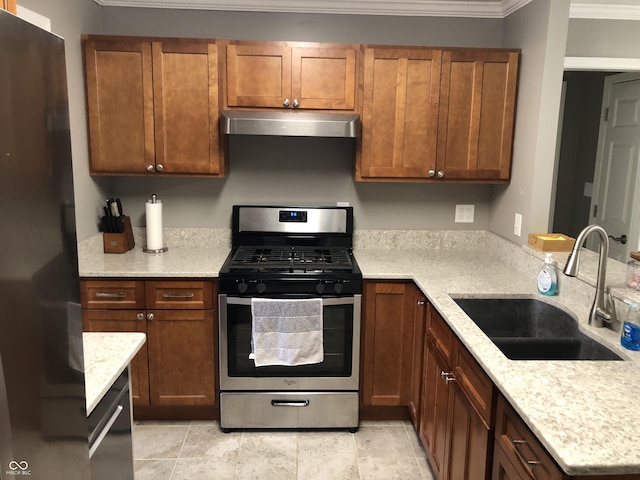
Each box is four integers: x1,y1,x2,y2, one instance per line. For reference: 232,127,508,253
590,73,640,262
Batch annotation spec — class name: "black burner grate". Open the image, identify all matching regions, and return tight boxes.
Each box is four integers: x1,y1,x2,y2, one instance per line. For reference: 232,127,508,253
228,246,354,273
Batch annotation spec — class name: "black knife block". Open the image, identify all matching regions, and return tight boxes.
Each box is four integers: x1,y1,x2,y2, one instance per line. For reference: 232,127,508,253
103,216,135,254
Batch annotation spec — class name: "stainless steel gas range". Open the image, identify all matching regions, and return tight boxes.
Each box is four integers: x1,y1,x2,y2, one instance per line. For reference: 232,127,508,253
218,205,362,431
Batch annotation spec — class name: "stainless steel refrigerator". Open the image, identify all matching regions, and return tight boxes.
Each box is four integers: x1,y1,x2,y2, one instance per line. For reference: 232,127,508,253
0,10,91,479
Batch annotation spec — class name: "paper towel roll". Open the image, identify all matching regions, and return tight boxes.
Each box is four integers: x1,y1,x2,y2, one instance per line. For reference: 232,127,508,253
145,197,165,251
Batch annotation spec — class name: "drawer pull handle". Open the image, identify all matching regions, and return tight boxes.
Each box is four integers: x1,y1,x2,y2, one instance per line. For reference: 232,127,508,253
510,437,541,473
95,292,126,298
440,371,456,384
162,293,195,299
271,399,310,407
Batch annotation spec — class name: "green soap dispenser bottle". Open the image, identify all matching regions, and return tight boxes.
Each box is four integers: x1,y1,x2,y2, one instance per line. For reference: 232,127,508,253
537,253,558,296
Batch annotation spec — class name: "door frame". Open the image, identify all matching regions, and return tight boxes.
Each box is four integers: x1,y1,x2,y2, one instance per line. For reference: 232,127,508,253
590,72,640,257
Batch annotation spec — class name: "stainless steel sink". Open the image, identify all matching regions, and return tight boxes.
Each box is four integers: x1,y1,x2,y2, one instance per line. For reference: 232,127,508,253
453,298,622,361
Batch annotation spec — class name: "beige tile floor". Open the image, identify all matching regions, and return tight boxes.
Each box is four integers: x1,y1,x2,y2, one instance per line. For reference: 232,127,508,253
133,420,435,480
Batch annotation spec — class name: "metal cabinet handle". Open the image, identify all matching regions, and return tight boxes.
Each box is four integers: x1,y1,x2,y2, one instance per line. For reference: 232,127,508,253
428,170,435,177
440,371,456,384
95,292,126,299
509,438,541,473
156,164,164,172
146,313,154,320
162,293,194,299
437,170,445,178
146,164,154,172
417,300,426,305
136,313,145,321
283,98,290,107
292,99,300,108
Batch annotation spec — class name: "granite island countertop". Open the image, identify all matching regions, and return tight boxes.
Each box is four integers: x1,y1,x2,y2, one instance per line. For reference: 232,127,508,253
78,228,640,475
83,332,146,415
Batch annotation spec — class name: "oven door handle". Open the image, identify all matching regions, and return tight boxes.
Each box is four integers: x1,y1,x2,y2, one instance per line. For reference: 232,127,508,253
224,296,357,306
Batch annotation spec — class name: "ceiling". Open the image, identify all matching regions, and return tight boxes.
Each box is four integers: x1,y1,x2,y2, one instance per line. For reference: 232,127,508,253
90,0,640,19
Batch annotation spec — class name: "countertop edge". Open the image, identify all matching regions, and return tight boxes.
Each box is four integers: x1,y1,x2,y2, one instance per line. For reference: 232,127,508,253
84,332,147,416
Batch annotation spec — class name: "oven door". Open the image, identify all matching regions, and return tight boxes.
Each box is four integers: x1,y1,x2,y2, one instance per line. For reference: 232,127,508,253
219,294,361,391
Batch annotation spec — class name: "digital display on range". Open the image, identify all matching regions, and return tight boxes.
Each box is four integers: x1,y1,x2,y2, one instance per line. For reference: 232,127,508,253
279,210,308,222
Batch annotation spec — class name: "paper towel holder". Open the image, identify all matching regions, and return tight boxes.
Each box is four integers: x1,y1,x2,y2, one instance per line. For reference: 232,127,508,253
144,194,169,254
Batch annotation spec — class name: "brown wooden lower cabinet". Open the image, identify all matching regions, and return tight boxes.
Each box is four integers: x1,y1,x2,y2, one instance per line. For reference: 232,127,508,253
81,278,218,419
419,304,493,480
361,281,420,408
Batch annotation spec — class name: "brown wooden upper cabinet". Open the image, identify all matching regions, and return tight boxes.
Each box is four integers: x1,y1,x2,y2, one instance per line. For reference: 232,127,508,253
358,46,442,180
83,36,225,177
357,46,519,183
225,41,358,111
1,0,16,14
437,49,519,182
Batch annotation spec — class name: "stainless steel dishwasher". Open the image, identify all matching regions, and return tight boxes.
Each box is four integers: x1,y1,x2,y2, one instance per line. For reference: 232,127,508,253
88,368,134,480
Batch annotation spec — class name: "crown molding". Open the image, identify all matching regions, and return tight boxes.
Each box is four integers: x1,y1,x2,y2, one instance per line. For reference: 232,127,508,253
570,3,640,20
91,0,534,18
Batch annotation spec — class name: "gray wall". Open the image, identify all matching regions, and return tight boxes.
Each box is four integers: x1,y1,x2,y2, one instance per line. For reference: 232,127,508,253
490,0,569,243
96,8,504,234
16,1,569,242
567,18,640,58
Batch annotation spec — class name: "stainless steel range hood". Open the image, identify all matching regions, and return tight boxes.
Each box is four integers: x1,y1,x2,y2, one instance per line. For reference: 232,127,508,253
221,110,360,138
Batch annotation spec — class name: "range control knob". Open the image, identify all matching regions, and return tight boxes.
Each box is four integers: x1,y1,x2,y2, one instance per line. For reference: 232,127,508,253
334,281,344,294
237,280,248,294
256,281,267,294
316,282,326,295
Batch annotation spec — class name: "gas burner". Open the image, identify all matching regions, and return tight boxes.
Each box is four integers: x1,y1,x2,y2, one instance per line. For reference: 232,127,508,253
219,206,362,296
228,246,353,273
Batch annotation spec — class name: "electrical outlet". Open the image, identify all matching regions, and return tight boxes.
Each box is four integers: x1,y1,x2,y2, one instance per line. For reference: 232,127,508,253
514,213,522,237
455,204,475,223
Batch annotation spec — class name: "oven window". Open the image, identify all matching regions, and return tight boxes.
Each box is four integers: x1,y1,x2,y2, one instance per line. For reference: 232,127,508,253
226,303,354,377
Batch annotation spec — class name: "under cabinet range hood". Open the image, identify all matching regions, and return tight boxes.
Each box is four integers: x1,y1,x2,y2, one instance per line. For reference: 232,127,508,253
221,110,360,138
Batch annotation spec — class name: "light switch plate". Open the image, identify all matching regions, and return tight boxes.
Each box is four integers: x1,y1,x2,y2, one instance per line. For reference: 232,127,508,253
455,204,475,223
514,213,522,237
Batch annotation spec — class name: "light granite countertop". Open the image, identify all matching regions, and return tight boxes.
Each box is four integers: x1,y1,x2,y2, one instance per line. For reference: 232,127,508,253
77,228,640,475
83,332,146,415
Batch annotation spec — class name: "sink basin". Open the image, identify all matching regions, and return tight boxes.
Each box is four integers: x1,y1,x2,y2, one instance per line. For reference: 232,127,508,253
453,298,622,361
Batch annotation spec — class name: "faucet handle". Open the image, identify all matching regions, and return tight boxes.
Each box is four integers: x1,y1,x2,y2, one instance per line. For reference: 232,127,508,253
596,288,617,324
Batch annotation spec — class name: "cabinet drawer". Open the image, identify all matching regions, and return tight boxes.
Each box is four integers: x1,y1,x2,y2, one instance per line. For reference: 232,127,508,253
453,342,494,427
80,280,146,309
427,306,454,364
495,395,563,480
145,280,214,310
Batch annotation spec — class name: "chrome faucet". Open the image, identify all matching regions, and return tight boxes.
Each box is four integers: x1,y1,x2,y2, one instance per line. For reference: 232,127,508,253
563,225,617,328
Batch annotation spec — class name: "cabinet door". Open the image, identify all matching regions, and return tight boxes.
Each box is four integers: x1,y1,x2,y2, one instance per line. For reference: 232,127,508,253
84,38,155,174
152,40,223,175
146,309,216,406
358,47,441,180
82,310,150,406
361,282,415,406
436,49,519,181
408,289,426,429
2,1,16,13
446,383,491,480
291,45,357,110
420,338,451,480
492,442,524,480
226,44,291,108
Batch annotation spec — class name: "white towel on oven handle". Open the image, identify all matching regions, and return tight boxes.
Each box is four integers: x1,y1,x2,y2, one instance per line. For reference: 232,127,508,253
250,298,324,367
